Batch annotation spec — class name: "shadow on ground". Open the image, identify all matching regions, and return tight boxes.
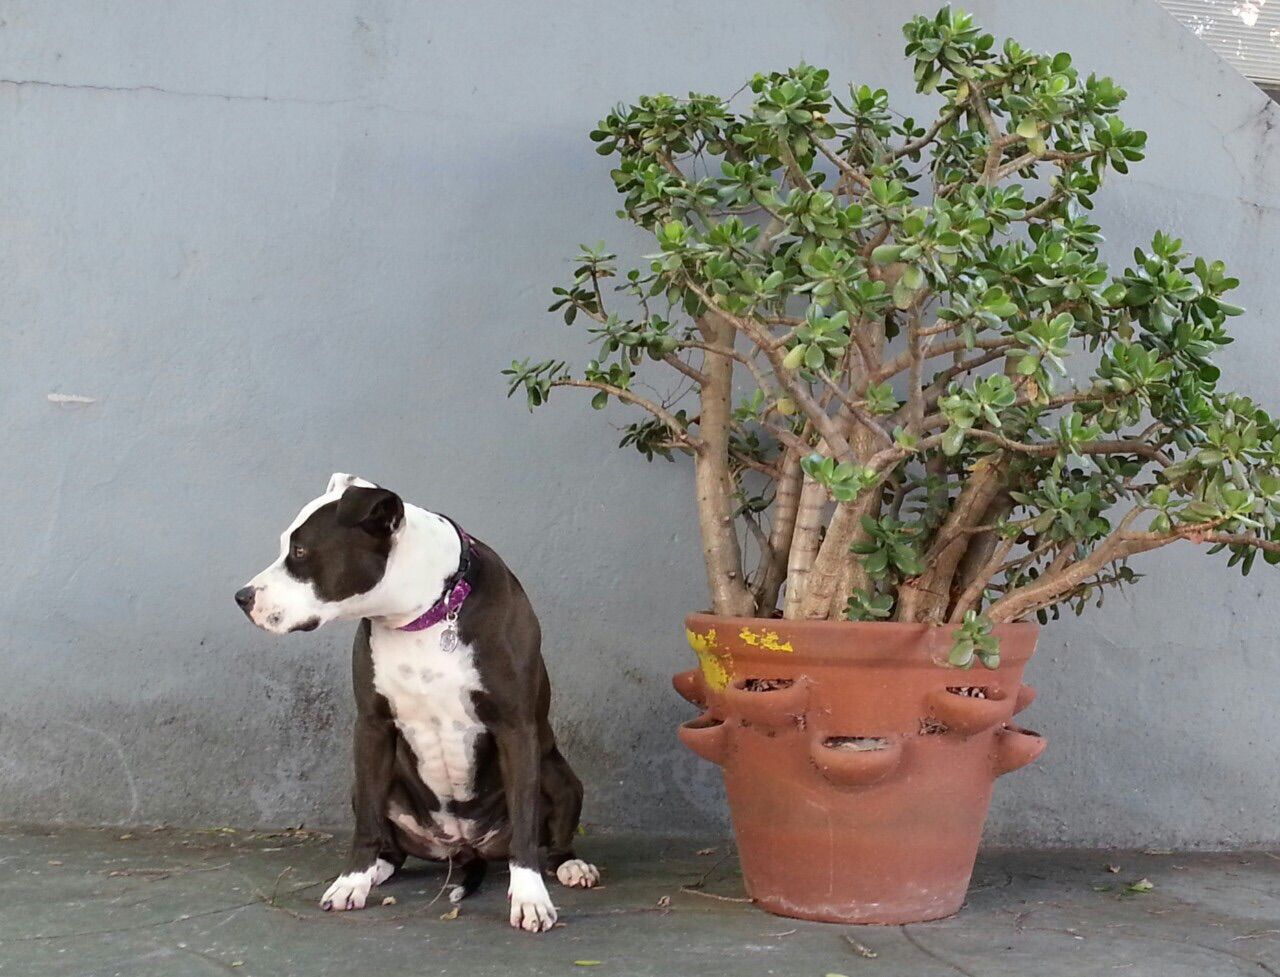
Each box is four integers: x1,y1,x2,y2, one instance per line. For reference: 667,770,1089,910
0,825,1277,976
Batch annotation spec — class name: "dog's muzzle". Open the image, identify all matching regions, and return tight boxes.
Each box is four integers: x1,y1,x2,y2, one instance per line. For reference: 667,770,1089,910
234,586,257,615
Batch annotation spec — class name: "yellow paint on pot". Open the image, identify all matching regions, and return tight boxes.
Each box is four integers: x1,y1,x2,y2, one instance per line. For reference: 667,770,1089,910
685,627,731,691
738,626,794,653
696,648,731,691
685,627,717,654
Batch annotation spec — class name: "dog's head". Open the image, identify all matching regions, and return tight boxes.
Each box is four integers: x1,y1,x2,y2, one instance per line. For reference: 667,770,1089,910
235,473,405,634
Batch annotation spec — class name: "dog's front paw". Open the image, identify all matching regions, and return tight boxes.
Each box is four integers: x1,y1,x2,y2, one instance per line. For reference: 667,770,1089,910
321,872,372,911
320,858,394,912
508,864,558,933
555,859,600,889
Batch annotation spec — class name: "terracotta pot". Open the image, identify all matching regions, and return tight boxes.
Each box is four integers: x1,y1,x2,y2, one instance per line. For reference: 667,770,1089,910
677,613,1042,924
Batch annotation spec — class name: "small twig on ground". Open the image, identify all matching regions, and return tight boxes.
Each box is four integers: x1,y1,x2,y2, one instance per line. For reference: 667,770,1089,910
677,847,749,902
845,934,878,958
250,876,332,920
103,868,171,881
678,886,752,903
310,861,463,925
684,850,733,890
267,867,293,907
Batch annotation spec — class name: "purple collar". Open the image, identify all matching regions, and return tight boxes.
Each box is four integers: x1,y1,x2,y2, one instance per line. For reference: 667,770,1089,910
396,521,473,632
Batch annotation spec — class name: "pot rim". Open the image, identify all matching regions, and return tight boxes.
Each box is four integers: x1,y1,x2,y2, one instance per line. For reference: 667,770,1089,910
686,612,1039,666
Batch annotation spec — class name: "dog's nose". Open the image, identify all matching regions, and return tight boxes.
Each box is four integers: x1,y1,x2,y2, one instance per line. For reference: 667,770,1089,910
234,586,257,613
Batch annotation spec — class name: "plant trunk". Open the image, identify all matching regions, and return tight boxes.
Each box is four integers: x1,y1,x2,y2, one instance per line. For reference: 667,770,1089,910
789,393,886,620
756,448,802,614
950,490,1013,608
790,494,879,619
693,313,755,617
896,455,1006,623
782,474,827,618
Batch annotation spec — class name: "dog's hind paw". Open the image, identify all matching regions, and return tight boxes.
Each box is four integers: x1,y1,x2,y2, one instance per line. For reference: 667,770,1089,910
508,864,558,933
320,858,394,911
555,859,600,889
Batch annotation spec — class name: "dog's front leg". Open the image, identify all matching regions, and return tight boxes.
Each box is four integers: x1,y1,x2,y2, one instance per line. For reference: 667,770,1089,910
321,715,399,911
496,721,557,932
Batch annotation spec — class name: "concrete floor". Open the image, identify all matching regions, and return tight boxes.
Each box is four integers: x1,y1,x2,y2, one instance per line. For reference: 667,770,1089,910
1,825,1277,977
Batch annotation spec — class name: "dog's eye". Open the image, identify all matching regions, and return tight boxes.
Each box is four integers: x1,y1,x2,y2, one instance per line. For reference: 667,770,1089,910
292,546,308,560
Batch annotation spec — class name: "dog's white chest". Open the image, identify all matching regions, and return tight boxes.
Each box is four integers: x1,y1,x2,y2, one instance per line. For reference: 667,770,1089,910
369,624,485,820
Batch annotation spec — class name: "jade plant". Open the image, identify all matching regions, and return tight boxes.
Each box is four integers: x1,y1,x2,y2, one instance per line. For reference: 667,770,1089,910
506,5,1280,665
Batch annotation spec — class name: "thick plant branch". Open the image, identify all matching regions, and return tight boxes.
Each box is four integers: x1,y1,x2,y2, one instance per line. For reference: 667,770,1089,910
965,430,1174,467
663,353,707,385
994,148,1098,182
816,371,893,448
949,534,1016,622
1198,531,1280,555
877,335,1013,383
985,510,1149,622
1017,185,1069,221
685,281,860,464
920,346,1013,410
904,309,927,428
815,139,872,189
982,512,1265,623
897,454,1007,623
893,107,961,159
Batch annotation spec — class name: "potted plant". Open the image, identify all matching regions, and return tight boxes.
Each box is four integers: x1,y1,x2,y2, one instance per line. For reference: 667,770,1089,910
506,6,1280,924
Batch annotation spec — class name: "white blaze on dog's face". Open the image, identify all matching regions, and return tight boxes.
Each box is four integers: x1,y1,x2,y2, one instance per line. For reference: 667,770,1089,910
237,474,408,634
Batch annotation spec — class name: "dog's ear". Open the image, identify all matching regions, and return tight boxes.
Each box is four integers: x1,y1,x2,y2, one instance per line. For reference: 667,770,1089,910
336,486,404,537
327,472,366,494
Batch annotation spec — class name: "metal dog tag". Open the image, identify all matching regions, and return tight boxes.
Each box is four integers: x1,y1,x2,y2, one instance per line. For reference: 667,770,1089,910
440,612,460,653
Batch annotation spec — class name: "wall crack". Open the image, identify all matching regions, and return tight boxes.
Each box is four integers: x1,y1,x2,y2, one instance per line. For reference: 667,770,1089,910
0,77,380,111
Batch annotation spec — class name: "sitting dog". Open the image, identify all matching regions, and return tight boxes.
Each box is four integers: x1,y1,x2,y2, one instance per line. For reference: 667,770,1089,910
235,473,597,932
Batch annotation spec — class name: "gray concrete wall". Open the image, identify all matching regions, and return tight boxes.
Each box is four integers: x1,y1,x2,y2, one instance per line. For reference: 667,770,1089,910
1,0,1277,847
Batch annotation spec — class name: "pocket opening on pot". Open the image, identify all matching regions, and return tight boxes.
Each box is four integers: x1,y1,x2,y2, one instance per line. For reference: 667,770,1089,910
1002,723,1041,738
684,714,725,731
946,685,992,699
739,677,795,692
821,736,892,752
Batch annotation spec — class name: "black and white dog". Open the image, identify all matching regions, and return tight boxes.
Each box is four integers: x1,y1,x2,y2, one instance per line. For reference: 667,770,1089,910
235,473,597,932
